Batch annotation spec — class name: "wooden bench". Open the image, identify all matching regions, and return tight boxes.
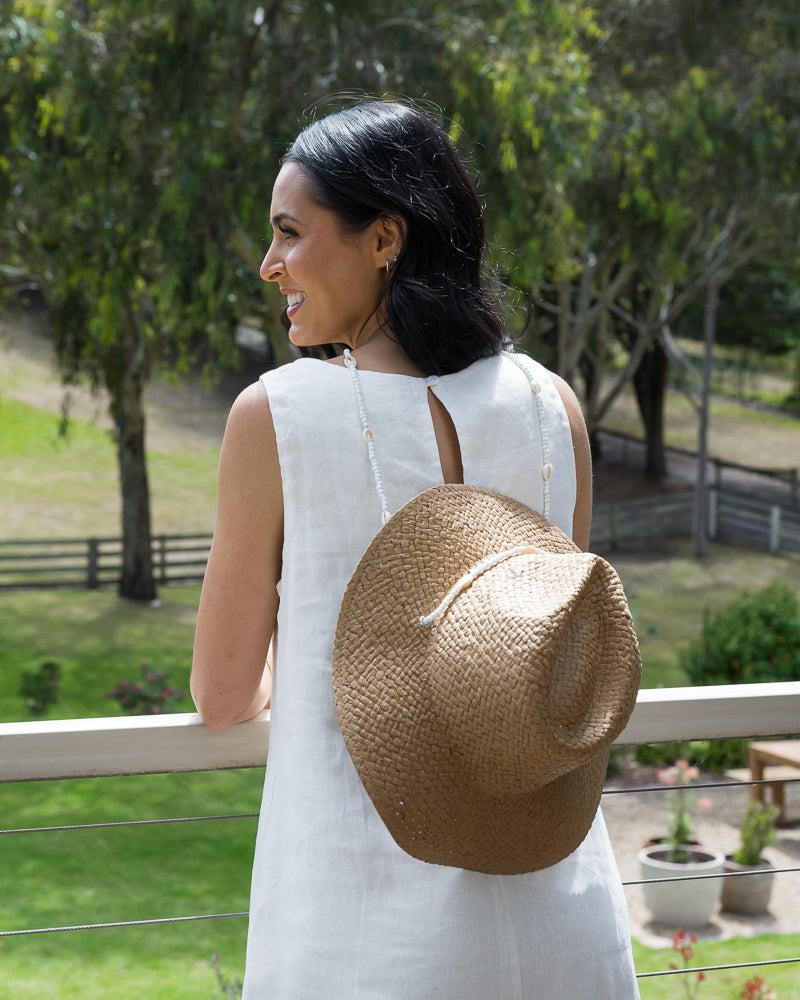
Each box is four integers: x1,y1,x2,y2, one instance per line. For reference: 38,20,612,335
748,740,800,826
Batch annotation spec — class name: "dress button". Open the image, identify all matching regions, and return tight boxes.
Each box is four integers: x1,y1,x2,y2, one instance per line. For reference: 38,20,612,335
542,463,553,481
425,375,440,387
530,381,541,394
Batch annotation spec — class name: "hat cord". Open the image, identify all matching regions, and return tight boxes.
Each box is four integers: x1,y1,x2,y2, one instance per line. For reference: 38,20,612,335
342,349,552,525
343,349,392,525
418,544,539,627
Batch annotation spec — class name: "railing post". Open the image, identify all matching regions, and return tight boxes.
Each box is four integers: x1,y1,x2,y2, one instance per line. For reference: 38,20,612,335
769,506,781,553
87,538,99,589
159,535,167,584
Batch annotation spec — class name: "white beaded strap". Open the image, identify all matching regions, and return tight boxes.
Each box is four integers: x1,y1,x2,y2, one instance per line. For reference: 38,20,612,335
343,350,392,525
418,545,538,627
506,353,553,521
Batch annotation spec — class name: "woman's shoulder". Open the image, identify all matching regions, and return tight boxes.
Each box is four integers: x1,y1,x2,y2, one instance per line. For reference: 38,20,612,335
259,356,323,388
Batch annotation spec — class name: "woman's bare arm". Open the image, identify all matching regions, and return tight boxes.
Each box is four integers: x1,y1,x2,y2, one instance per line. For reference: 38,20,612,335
548,372,593,552
191,381,283,730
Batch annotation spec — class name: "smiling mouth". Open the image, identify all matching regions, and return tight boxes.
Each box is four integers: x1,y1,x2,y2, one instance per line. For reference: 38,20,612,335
285,291,306,317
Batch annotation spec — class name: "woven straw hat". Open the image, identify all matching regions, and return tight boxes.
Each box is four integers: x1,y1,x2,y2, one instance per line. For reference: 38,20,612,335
332,483,641,875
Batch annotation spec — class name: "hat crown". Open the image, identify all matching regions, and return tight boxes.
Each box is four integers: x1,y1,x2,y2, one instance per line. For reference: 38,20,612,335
426,551,634,796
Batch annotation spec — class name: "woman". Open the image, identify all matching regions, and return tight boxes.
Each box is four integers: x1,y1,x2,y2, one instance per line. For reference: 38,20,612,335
191,100,639,998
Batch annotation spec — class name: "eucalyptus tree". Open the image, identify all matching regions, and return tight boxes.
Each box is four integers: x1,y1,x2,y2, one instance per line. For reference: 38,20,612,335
0,0,434,598
441,0,799,478
570,0,799,474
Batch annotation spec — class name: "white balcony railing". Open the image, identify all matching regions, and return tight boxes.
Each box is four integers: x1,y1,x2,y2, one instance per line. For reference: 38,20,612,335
2,681,800,989
3,681,800,783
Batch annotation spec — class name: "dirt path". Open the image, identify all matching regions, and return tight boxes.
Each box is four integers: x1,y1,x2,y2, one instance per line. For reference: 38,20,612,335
603,384,800,474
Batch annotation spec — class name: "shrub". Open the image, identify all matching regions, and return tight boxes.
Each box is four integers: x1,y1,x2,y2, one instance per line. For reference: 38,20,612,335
734,802,780,866
18,659,62,716
686,738,750,773
633,739,750,771
681,580,800,686
105,664,185,715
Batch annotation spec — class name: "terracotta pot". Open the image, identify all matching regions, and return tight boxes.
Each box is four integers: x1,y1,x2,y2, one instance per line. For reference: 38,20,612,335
638,843,725,929
720,856,775,915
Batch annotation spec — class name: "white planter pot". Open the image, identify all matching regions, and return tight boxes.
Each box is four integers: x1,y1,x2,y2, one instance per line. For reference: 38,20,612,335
638,843,725,929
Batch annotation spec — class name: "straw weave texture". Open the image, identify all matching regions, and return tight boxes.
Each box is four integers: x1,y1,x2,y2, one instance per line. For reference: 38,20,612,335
333,484,640,874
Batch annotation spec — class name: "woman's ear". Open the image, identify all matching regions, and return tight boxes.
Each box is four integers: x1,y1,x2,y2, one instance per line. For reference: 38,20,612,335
372,214,407,269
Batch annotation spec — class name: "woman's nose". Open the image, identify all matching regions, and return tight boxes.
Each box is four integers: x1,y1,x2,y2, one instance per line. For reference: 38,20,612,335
260,242,283,282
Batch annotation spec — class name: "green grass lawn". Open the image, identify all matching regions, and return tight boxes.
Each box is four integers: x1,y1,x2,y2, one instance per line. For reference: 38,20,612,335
633,935,800,999
602,382,800,472
1,585,261,998
0,392,219,540
1,586,200,721
0,770,261,999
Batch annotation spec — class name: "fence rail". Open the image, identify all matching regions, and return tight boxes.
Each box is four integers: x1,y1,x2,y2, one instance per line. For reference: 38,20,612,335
2,481,799,593
0,533,212,591
597,427,799,506
712,488,800,553
591,491,695,549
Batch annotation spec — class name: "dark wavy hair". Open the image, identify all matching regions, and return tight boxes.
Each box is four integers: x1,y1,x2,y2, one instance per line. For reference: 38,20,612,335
282,101,505,375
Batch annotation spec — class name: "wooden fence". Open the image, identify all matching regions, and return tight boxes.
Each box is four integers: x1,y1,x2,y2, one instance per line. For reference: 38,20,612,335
711,487,800,554
0,534,213,591
590,490,695,550
591,488,800,554
1,486,799,592
597,427,799,506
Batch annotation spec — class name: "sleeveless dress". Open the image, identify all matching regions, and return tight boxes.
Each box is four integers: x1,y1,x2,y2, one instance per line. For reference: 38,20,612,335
242,352,640,1000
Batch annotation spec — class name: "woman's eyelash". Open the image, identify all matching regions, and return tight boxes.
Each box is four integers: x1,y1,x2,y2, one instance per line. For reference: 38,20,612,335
278,225,298,239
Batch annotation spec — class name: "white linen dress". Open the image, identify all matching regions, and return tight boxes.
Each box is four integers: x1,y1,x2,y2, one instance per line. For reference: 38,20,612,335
241,351,640,999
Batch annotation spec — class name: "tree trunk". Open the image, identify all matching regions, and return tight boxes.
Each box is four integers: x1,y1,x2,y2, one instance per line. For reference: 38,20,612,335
632,337,668,479
112,314,156,601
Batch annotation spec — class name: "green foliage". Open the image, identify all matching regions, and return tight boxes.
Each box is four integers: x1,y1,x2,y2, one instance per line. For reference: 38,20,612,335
106,664,185,715
18,658,61,716
634,738,750,771
685,738,750,773
734,802,780,866
681,581,800,686
656,758,707,863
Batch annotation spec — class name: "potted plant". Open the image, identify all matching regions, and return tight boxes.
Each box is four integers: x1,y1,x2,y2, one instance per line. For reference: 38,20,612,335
721,801,780,915
638,759,724,928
